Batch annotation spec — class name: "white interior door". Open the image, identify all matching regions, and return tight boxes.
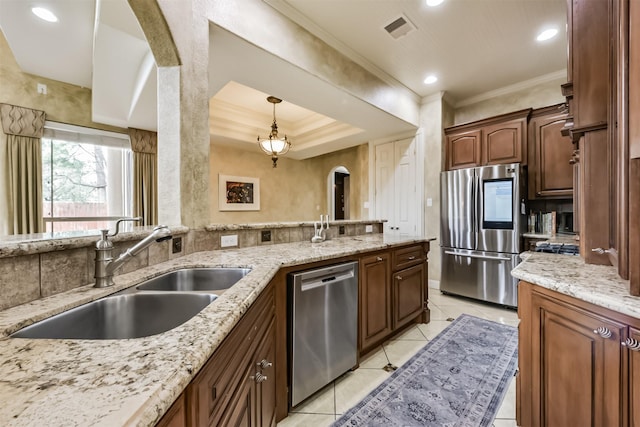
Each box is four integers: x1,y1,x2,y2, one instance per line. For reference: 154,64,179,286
394,138,417,235
374,138,418,235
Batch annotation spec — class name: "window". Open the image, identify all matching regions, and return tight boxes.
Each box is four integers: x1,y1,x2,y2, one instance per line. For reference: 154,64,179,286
42,122,133,232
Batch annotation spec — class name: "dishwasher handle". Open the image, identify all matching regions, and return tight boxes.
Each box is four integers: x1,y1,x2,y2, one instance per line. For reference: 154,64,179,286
300,270,355,292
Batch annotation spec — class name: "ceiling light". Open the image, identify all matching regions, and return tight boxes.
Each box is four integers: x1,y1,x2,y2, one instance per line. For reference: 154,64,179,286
257,96,291,168
536,28,558,42
426,0,444,6
31,7,58,23
424,75,438,85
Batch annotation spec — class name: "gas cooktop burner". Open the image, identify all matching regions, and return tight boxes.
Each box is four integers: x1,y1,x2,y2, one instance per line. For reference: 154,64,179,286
535,242,579,255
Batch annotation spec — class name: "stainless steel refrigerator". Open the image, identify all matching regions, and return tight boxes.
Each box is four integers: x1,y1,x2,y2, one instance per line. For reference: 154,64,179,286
440,163,523,308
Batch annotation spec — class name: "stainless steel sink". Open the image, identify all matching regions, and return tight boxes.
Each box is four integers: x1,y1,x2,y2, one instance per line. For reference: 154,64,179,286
11,293,217,340
136,267,251,292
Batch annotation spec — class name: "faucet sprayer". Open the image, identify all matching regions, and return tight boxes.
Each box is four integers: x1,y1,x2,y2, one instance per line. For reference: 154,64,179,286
94,218,173,288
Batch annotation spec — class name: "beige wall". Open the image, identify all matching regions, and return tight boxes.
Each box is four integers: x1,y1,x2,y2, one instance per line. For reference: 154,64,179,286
0,31,125,133
209,143,367,223
454,78,566,125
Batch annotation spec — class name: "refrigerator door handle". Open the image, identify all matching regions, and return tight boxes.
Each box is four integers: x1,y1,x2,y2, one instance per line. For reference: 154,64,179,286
444,250,511,262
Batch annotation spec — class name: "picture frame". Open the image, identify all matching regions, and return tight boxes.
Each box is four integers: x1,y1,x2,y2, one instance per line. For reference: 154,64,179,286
218,174,260,211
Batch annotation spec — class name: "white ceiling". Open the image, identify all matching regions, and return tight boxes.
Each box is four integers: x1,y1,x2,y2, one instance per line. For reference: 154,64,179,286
0,0,567,159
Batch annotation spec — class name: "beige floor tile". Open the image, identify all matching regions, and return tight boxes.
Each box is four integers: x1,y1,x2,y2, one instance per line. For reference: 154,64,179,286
334,369,390,414
427,304,451,320
383,338,428,367
492,419,518,427
495,377,516,419
289,381,335,415
417,320,452,340
388,324,428,341
438,304,488,320
277,412,336,426
358,345,389,369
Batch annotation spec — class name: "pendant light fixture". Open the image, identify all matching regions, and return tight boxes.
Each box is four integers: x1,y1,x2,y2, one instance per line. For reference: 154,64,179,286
257,96,291,168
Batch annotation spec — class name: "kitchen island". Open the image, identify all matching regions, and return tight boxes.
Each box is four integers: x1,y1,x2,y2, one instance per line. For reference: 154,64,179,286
512,252,640,427
0,234,434,427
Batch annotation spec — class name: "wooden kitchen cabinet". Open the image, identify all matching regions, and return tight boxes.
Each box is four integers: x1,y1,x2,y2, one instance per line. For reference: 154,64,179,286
392,263,424,330
360,244,429,353
360,252,392,351
518,281,640,427
186,283,275,427
445,109,530,170
156,393,187,427
528,105,574,199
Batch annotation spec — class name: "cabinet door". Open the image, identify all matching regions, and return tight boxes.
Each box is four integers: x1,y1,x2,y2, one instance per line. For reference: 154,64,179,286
531,292,625,427
220,363,256,427
255,321,276,427
392,263,424,330
630,327,640,427
360,253,392,350
446,130,482,170
529,112,574,199
156,393,186,427
483,118,525,165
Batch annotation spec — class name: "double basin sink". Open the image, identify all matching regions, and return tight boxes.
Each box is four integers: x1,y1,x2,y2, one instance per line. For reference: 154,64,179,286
11,267,251,340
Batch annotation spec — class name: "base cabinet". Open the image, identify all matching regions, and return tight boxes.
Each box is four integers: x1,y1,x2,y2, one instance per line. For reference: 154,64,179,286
360,244,429,353
158,283,276,427
518,281,639,427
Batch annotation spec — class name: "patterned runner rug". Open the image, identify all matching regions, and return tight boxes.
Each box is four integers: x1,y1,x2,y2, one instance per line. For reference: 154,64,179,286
333,314,518,427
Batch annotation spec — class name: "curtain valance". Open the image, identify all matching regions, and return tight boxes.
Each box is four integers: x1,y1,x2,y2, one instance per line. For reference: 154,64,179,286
129,128,157,154
0,103,46,138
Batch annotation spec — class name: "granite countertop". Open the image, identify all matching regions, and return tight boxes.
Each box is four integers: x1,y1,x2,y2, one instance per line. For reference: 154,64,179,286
512,252,639,319
521,233,579,245
0,234,434,427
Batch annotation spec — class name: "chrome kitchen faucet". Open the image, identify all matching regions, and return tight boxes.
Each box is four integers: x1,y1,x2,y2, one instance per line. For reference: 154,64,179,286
94,217,172,288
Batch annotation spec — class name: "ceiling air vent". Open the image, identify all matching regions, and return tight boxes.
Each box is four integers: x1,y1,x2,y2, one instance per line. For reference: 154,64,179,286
383,15,416,39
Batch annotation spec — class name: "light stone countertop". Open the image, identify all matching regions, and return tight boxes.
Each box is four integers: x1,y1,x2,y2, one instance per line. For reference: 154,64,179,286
0,234,434,427
511,252,639,319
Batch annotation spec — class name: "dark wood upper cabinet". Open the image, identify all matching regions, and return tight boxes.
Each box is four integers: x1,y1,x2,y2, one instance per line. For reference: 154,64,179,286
446,130,481,170
528,106,574,199
445,109,530,170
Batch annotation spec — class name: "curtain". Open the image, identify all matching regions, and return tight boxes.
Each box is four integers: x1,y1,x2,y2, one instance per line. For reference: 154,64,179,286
0,104,45,235
129,128,158,226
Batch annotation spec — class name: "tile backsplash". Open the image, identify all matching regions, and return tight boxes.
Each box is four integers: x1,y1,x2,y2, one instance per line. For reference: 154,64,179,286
0,221,384,311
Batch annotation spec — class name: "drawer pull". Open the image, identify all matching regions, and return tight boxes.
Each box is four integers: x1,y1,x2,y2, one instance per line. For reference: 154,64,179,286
395,275,403,281
251,373,268,383
593,326,612,338
376,257,383,262
407,256,416,260
257,359,273,369
622,337,640,351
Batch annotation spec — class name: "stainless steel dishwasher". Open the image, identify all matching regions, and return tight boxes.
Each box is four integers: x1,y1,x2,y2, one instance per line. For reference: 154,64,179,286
288,261,358,407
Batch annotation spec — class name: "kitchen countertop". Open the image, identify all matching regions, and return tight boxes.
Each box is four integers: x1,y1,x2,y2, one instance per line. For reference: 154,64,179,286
512,252,639,319
0,234,435,427
521,233,579,245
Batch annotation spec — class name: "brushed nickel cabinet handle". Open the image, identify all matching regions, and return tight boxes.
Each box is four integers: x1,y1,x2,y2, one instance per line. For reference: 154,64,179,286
376,256,383,262
250,373,267,383
593,326,612,338
407,256,416,260
395,275,403,281
622,337,640,351
257,359,273,369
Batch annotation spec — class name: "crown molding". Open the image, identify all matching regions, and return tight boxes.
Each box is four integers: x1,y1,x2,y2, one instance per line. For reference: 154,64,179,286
454,69,567,108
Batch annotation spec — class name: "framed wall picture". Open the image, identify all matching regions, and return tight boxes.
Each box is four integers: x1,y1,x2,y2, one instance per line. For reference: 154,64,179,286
218,174,260,211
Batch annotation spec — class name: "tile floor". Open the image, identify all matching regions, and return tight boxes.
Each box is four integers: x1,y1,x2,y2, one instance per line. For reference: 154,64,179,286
277,289,520,427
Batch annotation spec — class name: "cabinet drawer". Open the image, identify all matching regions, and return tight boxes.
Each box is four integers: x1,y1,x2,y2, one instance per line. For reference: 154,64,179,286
189,287,275,427
392,245,424,270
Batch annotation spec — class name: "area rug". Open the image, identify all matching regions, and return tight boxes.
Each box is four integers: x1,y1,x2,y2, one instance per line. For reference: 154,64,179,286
333,314,518,427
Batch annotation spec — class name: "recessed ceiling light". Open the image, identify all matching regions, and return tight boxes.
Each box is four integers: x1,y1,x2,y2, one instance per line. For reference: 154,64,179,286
32,7,58,23
426,0,444,6
424,75,438,85
536,28,558,42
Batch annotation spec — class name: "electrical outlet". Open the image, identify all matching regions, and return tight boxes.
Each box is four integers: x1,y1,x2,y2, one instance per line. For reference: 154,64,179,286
261,230,271,242
221,234,238,248
365,225,373,233
171,237,182,254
